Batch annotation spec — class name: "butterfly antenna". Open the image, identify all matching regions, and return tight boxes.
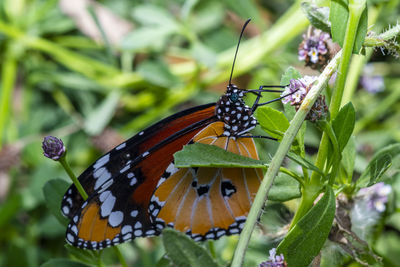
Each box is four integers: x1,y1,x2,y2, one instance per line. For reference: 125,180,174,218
229,18,251,86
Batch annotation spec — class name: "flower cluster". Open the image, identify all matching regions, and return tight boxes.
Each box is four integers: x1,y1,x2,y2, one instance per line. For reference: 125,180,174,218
299,27,331,70
42,136,66,161
259,248,287,267
281,76,328,122
357,182,392,213
281,76,317,106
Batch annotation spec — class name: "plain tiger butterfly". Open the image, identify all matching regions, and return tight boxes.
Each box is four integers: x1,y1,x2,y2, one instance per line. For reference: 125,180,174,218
61,19,289,250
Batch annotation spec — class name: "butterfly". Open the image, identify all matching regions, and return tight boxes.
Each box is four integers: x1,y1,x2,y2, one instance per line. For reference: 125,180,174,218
60,19,288,250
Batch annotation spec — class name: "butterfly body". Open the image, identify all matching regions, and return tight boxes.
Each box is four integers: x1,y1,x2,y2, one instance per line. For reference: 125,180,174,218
61,84,265,249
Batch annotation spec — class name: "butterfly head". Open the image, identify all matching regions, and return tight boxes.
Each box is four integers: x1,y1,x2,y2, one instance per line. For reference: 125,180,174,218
216,84,257,137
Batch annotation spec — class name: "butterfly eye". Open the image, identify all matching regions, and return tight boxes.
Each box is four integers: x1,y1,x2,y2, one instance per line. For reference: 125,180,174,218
229,93,239,102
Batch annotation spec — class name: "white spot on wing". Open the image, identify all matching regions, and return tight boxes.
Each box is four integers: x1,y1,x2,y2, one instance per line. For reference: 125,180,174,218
94,169,112,190
119,164,131,174
109,211,124,227
121,225,132,234
101,193,116,217
116,143,126,150
93,154,110,169
130,210,138,217
62,206,70,215
142,151,150,157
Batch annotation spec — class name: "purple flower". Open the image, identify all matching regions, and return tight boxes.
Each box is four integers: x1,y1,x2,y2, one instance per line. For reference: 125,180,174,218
281,76,317,105
357,182,391,212
259,248,286,267
360,65,385,93
42,136,66,160
298,27,332,70
281,75,328,121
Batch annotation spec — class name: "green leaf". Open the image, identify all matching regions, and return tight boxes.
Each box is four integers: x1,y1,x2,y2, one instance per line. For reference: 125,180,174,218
121,27,173,51
132,5,178,29
357,143,400,188
277,186,336,267
174,143,267,168
191,41,217,68
0,194,21,228
41,258,91,267
268,173,301,202
64,245,101,266
84,91,120,136
287,152,325,177
332,102,355,152
330,0,368,54
301,2,331,33
137,60,180,87
43,179,69,226
162,229,218,267
341,136,356,179
280,66,302,86
255,106,290,140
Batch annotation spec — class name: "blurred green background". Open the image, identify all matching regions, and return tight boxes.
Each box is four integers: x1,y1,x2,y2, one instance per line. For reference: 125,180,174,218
0,0,399,266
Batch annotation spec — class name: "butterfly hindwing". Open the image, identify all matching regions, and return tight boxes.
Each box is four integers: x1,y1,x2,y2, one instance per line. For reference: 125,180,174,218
150,122,263,241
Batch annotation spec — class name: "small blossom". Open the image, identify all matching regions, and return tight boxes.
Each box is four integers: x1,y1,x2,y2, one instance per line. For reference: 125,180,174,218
360,64,385,93
281,76,317,106
259,248,287,267
298,27,332,70
42,136,66,160
281,76,328,121
357,182,391,212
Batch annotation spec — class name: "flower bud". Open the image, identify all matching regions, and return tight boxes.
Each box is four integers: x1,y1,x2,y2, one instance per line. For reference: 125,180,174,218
42,136,66,161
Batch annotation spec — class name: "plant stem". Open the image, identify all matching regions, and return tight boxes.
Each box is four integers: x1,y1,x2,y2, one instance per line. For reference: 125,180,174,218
113,246,128,267
231,49,342,267
310,1,365,186
58,156,89,200
0,45,17,149
330,0,365,118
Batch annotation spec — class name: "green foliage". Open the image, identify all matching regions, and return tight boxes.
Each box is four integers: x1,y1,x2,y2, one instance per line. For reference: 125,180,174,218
330,0,368,53
174,143,267,168
332,102,356,152
277,186,336,267
162,229,218,267
41,258,91,267
301,2,331,33
43,179,69,226
357,143,400,188
255,106,289,140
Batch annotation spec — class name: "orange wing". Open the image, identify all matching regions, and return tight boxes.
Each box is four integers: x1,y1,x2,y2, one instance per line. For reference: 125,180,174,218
150,121,263,240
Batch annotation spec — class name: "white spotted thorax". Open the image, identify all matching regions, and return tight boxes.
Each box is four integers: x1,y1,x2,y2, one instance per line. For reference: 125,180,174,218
216,84,257,137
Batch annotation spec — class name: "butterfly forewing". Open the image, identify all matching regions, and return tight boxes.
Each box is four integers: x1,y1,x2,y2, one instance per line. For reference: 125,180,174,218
61,103,216,220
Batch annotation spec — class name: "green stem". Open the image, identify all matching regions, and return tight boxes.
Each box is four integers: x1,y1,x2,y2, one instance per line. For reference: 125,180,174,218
58,155,89,200
231,49,342,267
310,1,365,186
330,1,365,119
317,121,340,185
112,246,128,267
289,183,322,229
279,167,305,187
0,46,17,149
342,5,381,105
